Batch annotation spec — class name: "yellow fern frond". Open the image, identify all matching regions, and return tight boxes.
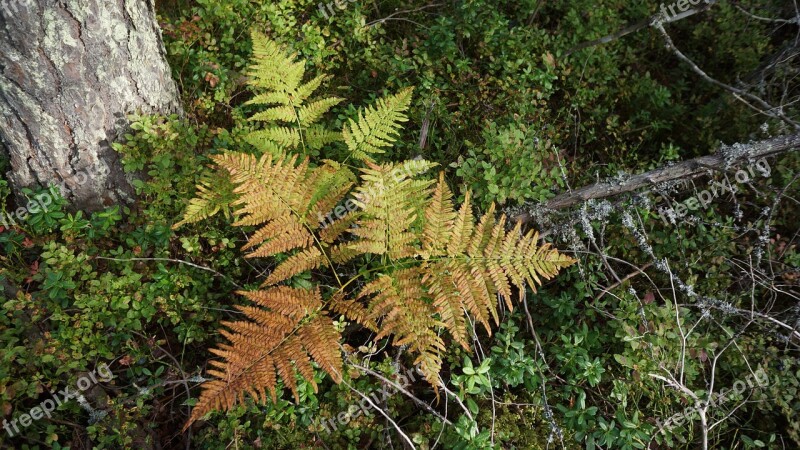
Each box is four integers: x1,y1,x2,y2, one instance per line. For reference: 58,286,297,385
184,287,342,431
210,153,348,273
422,172,457,256
342,87,414,163
418,173,576,346
248,31,305,94
244,32,341,155
348,160,437,259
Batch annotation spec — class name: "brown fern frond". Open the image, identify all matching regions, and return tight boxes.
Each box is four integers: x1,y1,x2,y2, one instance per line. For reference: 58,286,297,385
245,224,314,259
319,215,356,243
264,247,326,286
237,286,321,319
328,293,371,326
421,267,469,350
184,287,342,431
358,268,446,385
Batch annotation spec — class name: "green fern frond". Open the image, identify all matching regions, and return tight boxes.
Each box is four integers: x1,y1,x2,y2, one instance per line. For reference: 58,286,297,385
244,32,341,155
295,74,328,101
305,125,343,151
342,87,414,163
299,98,343,127
173,168,236,229
248,31,306,93
249,106,298,123
245,126,302,148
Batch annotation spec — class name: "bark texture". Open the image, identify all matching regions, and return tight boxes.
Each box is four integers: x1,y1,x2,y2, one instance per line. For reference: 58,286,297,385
0,0,181,210
514,132,800,224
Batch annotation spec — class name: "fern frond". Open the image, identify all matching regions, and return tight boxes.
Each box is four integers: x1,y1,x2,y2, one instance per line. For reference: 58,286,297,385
244,126,302,148
418,173,576,346
184,287,342,431
295,74,327,102
304,125,343,150
248,31,306,94
244,32,341,155
299,98,343,127
173,168,236,229
249,106,298,123
358,268,445,385
243,132,283,156
185,32,576,430
422,172,457,256
342,87,414,162
264,247,326,286
212,153,345,268
348,160,436,259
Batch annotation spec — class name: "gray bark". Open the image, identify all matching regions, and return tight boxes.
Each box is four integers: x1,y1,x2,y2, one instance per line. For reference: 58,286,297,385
513,132,800,224
0,0,182,211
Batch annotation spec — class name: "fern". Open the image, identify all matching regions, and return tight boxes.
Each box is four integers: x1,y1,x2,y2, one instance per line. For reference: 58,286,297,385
343,87,414,163
171,169,236,229
244,31,342,156
180,32,575,430
174,35,414,228
347,159,437,259
183,287,342,430
183,157,574,428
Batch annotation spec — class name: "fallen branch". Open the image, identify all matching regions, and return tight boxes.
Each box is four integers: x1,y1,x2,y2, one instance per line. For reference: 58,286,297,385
514,133,800,224
565,1,718,56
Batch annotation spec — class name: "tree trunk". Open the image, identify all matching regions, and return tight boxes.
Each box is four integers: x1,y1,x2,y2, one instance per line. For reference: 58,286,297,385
0,0,181,211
